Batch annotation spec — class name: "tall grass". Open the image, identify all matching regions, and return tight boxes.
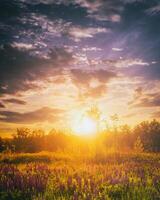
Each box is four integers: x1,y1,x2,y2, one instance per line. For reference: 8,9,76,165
0,152,73,164
0,152,160,200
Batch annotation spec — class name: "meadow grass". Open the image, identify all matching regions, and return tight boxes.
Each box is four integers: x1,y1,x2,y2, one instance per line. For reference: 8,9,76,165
0,151,73,164
0,152,160,200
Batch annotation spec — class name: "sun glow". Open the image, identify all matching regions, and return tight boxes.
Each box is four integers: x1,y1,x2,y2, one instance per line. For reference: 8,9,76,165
72,116,97,136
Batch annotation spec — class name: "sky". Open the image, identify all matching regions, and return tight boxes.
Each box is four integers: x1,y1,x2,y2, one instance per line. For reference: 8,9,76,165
0,0,160,136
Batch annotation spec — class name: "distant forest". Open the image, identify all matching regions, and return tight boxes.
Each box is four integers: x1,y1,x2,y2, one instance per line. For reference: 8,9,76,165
0,119,160,153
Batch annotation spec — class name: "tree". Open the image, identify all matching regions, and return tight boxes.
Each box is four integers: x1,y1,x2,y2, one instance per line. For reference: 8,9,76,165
12,128,45,152
86,105,101,121
86,105,101,133
110,114,119,133
0,137,5,152
134,136,144,153
133,119,160,152
46,129,69,151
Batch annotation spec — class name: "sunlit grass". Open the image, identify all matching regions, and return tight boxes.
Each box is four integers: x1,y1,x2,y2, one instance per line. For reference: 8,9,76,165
0,152,160,200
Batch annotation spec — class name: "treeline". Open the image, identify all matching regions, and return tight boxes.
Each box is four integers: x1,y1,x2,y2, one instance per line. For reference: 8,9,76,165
0,129,71,153
0,119,160,153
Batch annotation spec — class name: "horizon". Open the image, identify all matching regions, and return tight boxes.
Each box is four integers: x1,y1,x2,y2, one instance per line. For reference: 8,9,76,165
0,118,159,139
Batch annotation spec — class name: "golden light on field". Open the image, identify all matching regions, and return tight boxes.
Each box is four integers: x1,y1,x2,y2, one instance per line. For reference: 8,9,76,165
72,115,97,136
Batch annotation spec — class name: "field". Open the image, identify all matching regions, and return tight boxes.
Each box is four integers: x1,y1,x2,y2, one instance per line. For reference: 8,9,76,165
0,152,160,200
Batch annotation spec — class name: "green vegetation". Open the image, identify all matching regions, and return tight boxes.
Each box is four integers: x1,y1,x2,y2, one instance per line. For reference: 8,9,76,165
0,152,160,200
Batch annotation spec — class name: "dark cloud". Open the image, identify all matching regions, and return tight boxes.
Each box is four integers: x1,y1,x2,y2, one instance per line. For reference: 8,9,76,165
128,87,143,105
70,69,117,87
3,98,27,105
70,69,117,99
84,84,107,98
0,0,110,49
0,107,63,124
1,0,160,65
0,45,73,96
146,3,160,15
136,96,160,107
72,0,123,22
122,62,160,81
16,0,123,22
129,91,160,107
0,102,5,108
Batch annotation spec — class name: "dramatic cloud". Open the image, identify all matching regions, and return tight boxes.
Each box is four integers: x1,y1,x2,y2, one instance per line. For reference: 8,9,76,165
146,3,160,15
3,98,27,105
0,107,63,124
70,69,117,99
0,45,73,95
70,69,117,87
129,90,160,108
67,27,109,42
104,58,149,68
71,0,123,22
122,62,160,80
0,102,5,108
0,0,160,132
84,84,107,98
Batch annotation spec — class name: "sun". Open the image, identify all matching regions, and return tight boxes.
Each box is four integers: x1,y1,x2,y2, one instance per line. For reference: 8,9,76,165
72,116,97,136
